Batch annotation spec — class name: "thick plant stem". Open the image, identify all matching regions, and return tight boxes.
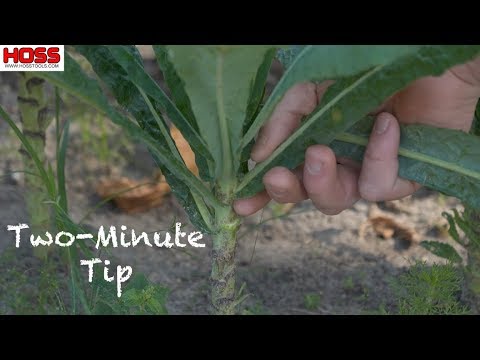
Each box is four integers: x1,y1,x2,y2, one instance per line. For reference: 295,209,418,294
18,72,53,257
210,204,241,315
465,207,480,313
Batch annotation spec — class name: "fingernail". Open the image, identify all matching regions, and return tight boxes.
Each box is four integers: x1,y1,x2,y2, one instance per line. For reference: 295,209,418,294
306,160,323,175
374,114,391,134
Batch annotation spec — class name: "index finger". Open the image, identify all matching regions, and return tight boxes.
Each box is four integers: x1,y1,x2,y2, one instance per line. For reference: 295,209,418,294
250,81,332,163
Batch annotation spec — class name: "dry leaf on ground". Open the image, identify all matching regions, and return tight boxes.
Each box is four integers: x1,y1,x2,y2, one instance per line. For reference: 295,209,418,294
96,177,170,213
359,204,420,246
369,216,420,243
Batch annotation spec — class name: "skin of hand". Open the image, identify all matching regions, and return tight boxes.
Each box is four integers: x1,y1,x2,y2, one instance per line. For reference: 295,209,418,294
234,56,480,217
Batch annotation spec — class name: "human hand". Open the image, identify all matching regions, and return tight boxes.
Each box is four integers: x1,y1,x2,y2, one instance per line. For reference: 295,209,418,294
234,57,480,216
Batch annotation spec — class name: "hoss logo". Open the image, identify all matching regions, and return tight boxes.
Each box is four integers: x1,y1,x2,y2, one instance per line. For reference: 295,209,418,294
3,46,61,64
0,45,64,71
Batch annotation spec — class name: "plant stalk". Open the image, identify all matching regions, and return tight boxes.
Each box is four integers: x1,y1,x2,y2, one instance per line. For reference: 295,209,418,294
18,72,53,257
210,202,241,315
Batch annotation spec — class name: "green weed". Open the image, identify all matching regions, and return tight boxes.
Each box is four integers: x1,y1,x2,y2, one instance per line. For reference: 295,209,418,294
303,293,322,311
390,261,470,315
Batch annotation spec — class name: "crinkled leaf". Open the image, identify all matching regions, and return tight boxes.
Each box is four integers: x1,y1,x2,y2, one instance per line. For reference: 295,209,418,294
328,116,480,211
237,45,480,198
420,241,462,263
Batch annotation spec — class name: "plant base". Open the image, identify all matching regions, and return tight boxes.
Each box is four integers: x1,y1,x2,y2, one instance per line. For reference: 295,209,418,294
210,205,241,315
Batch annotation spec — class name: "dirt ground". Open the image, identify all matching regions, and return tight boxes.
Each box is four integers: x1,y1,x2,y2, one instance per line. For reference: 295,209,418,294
0,48,466,314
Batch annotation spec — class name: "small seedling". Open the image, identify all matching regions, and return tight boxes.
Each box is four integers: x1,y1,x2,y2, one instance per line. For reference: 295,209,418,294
304,293,322,311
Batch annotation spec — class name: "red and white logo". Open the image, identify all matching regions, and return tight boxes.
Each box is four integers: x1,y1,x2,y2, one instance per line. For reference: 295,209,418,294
1,45,64,72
